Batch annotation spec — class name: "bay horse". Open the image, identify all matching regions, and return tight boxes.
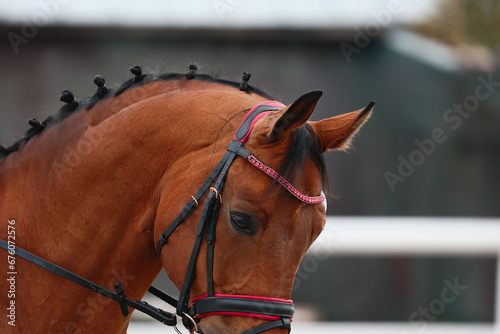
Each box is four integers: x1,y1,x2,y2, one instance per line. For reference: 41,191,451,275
0,65,373,334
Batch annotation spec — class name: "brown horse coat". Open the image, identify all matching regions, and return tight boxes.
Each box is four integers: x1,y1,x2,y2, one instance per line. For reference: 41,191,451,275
0,71,372,333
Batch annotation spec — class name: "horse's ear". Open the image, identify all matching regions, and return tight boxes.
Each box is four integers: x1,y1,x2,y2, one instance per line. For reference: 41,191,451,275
309,101,374,153
267,90,323,142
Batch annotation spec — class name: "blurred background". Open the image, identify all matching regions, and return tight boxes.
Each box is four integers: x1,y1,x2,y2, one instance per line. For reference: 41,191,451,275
1,0,499,332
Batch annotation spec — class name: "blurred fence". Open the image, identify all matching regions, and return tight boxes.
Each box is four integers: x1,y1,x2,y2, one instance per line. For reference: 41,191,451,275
130,216,500,333
296,216,499,324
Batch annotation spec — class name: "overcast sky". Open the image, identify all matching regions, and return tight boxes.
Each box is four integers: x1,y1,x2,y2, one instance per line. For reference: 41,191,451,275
0,0,440,28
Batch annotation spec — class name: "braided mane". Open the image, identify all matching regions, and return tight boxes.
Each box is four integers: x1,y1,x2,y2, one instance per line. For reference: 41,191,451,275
0,65,272,162
0,65,328,195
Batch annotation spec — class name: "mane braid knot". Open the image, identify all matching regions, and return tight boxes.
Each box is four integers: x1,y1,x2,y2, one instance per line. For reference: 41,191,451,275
93,75,109,98
28,119,44,129
59,90,79,111
27,119,45,136
130,66,146,83
60,90,75,103
239,72,251,92
186,64,198,79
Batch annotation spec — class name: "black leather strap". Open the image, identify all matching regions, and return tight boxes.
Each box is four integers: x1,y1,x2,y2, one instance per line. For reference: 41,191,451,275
176,191,215,316
0,238,177,326
147,285,178,308
234,105,282,141
240,318,291,334
176,151,238,316
188,297,294,319
227,140,252,158
206,196,220,297
157,150,234,254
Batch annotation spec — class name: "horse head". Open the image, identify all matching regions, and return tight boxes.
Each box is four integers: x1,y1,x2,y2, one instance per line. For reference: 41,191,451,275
156,89,373,333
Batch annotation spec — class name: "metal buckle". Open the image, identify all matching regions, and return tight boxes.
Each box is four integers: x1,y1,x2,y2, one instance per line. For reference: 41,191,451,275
190,196,199,208
210,187,222,203
173,312,201,334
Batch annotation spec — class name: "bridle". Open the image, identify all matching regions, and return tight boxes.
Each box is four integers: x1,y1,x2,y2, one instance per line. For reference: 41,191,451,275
157,100,325,333
0,101,325,333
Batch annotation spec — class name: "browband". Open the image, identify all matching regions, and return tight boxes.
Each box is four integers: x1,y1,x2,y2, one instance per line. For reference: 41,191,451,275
229,100,325,205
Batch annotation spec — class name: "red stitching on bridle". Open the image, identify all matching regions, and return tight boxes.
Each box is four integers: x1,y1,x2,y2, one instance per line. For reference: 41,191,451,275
195,312,282,321
191,293,294,321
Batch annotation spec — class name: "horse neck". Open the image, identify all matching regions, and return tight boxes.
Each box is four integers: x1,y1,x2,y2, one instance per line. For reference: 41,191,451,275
0,80,266,330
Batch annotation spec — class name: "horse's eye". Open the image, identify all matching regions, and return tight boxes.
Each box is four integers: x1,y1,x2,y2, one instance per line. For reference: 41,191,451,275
229,212,251,233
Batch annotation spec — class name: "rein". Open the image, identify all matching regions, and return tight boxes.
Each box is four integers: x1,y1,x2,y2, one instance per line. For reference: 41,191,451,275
0,101,325,333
